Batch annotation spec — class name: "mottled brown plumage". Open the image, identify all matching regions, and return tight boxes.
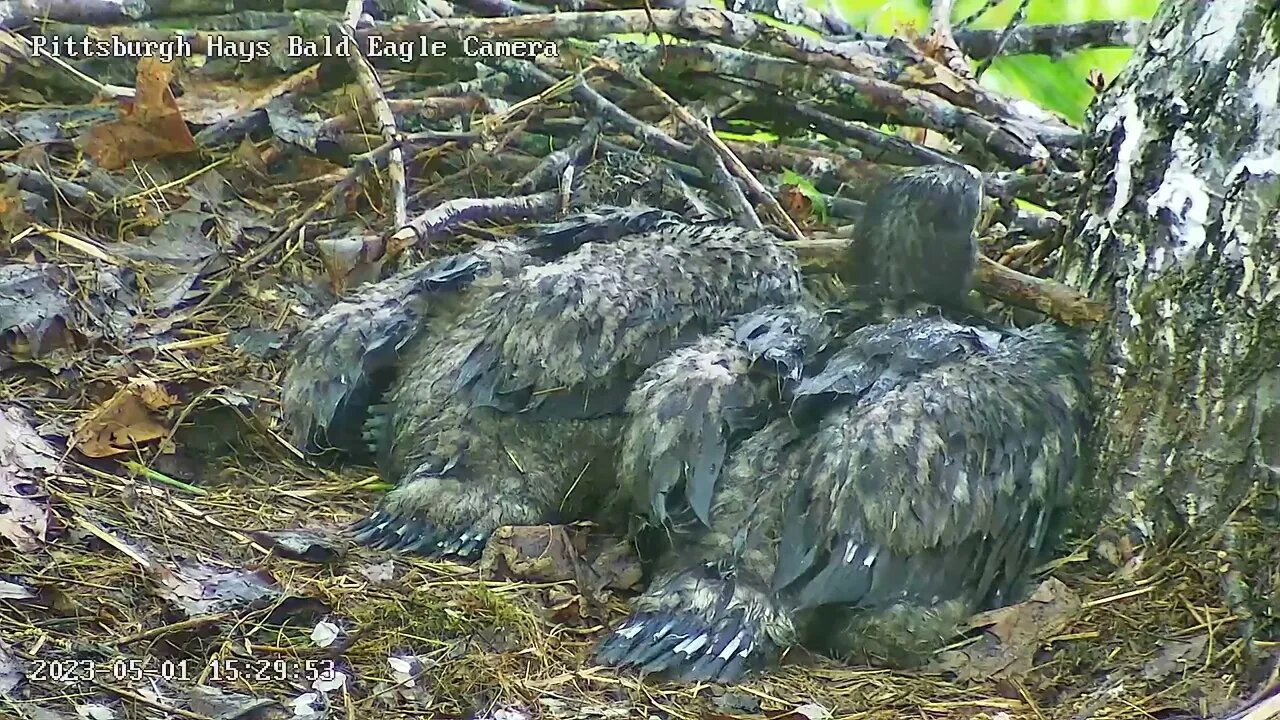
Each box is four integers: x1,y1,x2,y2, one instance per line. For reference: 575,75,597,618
596,164,1091,681
618,304,832,531
281,206,803,557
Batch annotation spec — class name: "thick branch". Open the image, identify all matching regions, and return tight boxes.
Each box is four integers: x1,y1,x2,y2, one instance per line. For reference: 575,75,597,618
366,9,1081,160
1060,0,1280,537
956,20,1149,59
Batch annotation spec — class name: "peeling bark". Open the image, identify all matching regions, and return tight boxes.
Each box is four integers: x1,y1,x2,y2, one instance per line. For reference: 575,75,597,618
1061,0,1280,544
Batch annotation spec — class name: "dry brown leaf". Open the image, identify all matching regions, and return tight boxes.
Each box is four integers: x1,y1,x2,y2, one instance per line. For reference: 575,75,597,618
897,125,959,153
174,76,277,126
1142,633,1209,681
931,577,1082,681
71,378,178,458
0,177,30,235
83,57,196,169
480,524,642,600
151,560,280,618
779,184,816,227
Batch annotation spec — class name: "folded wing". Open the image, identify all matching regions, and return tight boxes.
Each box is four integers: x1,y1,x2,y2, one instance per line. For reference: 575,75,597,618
773,317,1089,612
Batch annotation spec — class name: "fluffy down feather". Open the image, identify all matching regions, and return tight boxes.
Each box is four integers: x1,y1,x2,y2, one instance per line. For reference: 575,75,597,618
448,221,805,420
778,317,1089,612
281,242,532,454
282,206,688,455
842,163,983,311
599,315,1089,675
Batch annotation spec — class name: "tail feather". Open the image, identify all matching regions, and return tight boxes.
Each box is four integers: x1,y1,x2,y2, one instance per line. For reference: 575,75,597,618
347,468,537,559
282,248,517,454
597,609,766,683
349,502,489,559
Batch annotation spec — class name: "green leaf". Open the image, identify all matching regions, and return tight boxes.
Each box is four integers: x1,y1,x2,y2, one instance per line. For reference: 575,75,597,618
781,169,828,222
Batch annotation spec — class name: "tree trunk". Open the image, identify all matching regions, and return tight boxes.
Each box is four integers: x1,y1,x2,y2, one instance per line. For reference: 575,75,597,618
1060,0,1280,615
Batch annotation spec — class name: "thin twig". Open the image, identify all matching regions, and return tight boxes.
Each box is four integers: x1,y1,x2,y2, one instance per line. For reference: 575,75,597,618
517,117,604,193
693,139,763,231
601,59,803,237
241,139,402,272
503,61,693,159
927,0,972,79
11,32,134,100
975,0,1032,79
90,680,215,720
956,0,1004,29
338,0,408,229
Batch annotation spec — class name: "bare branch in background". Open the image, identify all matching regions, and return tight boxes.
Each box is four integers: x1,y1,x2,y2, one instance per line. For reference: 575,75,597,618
955,19,1149,59
973,0,1031,79
927,0,972,79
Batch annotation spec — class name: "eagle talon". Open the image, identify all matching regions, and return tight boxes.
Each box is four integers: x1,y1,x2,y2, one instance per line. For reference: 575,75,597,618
595,608,766,683
436,527,487,559
349,508,492,560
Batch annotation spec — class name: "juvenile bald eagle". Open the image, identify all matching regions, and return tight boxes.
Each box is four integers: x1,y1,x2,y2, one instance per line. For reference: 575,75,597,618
281,206,804,557
596,164,1091,681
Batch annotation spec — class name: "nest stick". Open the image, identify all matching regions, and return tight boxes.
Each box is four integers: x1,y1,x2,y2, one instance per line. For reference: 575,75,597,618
793,103,955,167
927,0,972,79
602,60,801,237
498,61,692,159
956,20,1148,59
974,0,1032,79
391,191,562,250
693,140,763,230
517,117,604,193
338,0,407,230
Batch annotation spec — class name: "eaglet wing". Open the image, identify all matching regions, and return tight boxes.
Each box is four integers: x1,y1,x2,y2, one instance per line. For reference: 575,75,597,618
281,243,532,453
773,317,1089,611
619,305,829,529
453,214,803,419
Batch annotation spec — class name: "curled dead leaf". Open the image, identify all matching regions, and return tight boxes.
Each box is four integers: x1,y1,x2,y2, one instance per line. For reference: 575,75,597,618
151,559,281,618
82,57,195,169
902,61,968,95
779,185,815,226
71,379,178,458
931,577,1082,682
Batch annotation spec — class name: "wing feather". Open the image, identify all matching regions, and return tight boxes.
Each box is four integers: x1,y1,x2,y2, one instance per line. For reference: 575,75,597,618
619,306,829,529
774,316,1088,611
457,222,803,419
281,243,529,452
